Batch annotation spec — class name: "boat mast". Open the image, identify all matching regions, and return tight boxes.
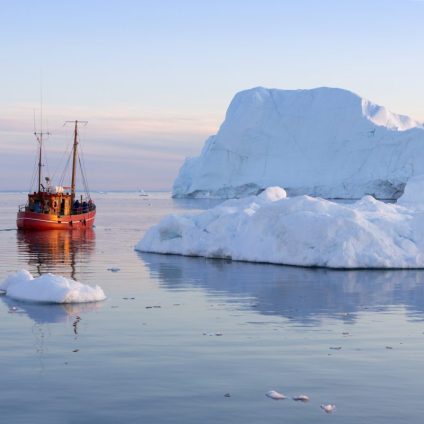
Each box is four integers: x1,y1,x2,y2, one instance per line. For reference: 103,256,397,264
34,130,49,193
37,83,43,193
37,133,42,192
71,120,79,198
66,120,88,199
34,95,49,193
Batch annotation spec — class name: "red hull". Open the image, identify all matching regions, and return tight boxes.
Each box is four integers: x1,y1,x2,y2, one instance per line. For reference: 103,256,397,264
17,210,96,230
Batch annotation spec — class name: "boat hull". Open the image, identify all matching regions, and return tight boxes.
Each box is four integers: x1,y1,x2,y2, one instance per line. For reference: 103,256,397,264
17,210,96,230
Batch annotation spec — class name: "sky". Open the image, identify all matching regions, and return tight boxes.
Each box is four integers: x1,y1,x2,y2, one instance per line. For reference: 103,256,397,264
1,0,424,191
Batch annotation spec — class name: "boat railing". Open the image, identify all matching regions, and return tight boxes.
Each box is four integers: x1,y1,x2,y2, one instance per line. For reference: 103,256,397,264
18,204,27,212
72,204,96,215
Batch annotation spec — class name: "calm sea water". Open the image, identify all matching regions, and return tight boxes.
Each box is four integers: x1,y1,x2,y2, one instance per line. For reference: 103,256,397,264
1,192,424,423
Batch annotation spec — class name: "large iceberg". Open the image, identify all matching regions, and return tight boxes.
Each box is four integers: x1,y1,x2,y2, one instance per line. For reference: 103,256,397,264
173,87,424,199
137,177,424,269
0,270,106,303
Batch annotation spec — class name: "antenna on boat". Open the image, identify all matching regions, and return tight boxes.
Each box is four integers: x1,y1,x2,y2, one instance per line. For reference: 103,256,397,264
34,130,51,192
34,106,50,192
34,79,50,193
64,120,88,199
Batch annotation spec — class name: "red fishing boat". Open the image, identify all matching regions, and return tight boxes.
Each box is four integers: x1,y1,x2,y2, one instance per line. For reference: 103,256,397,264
17,120,96,230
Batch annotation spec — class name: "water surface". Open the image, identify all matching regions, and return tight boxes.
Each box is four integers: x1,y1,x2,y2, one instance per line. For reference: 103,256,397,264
1,192,424,423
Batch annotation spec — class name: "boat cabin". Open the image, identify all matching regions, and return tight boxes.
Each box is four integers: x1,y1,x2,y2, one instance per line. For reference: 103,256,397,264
26,186,94,217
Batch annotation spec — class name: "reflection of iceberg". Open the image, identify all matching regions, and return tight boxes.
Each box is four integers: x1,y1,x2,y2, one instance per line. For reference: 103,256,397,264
139,252,424,324
2,295,102,324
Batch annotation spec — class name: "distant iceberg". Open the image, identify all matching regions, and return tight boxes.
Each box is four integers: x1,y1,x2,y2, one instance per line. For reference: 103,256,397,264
0,270,106,303
137,177,424,269
173,87,424,199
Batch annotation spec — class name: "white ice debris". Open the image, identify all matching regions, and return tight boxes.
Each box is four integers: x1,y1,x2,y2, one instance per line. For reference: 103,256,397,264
172,87,424,199
321,404,336,414
107,267,121,272
0,270,106,303
266,390,286,400
292,395,310,402
137,178,424,269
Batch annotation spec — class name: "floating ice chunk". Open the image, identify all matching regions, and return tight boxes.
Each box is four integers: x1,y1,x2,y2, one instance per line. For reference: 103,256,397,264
137,176,424,269
266,390,286,400
321,404,336,413
292,395,310,402
107,267,121,272
0,270,106,304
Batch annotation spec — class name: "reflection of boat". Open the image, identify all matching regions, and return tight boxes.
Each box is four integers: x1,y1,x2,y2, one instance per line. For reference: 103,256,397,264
17,229,95,280
3,229,100,325
17,120,96,230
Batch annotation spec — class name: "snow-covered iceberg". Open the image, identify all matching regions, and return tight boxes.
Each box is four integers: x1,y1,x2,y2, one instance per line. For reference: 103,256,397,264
137,178,424,269
173,87,424,199
0,270,106,303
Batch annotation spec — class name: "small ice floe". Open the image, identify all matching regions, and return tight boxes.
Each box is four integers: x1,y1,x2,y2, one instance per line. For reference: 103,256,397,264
266,390,286,400
107,267,120,272
329,346,342,350
224,393,231,398
0,270,106,304
321,404,336,414
292,395,309,402
386,346,394,350
0,289,6,296
8,306,20,313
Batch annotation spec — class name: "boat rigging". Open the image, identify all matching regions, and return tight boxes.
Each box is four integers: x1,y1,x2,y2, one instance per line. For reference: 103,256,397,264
17,120,96,230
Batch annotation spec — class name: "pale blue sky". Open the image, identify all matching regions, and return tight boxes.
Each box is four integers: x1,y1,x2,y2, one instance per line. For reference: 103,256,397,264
1,0,424,190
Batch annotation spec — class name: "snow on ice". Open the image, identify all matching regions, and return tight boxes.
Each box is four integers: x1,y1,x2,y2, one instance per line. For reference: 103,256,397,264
173,87,424,199
137,178,424,269
266,390,286,400
0,270,106,303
